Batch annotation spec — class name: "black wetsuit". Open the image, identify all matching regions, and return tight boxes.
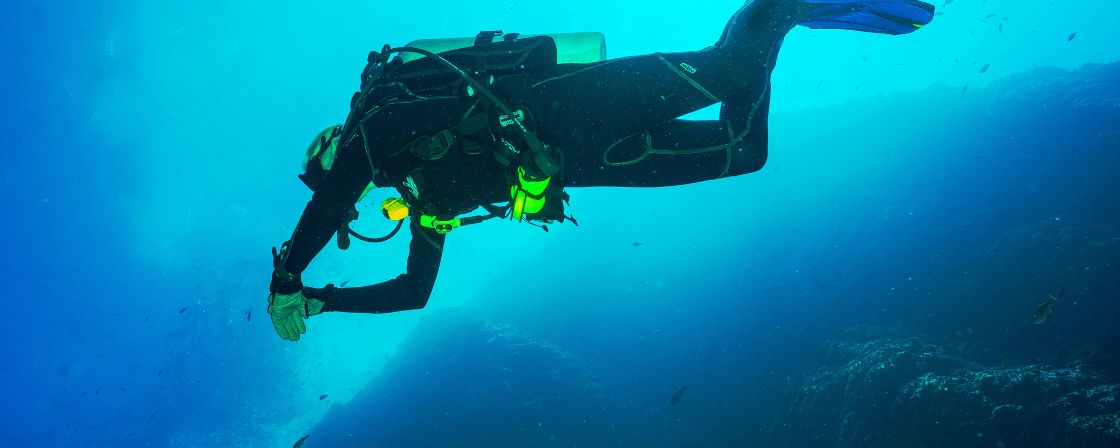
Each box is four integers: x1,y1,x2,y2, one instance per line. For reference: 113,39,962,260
273,0,796,314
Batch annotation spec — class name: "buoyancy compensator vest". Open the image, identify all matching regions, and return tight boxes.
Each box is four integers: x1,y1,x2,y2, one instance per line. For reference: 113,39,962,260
333,30,605,242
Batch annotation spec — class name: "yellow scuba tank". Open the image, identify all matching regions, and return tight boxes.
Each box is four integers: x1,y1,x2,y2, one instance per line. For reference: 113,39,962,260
401,32,607,65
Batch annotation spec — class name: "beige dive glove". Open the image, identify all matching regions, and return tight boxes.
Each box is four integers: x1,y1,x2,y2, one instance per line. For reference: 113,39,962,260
267,290,324,342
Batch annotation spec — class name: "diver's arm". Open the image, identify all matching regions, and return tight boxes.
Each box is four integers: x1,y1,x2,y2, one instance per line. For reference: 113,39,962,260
274,93,475,295
271,138,372,294
304,222,446,313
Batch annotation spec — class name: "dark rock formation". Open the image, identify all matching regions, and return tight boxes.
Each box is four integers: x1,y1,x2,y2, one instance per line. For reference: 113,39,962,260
306,310,693,447
780,328,1120,448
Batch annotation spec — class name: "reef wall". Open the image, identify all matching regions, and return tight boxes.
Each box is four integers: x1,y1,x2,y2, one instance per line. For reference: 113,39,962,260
779,328,1120,448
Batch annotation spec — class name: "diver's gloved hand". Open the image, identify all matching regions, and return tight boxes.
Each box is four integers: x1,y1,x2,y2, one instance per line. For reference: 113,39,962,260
267,243,324,341
267,289,325,342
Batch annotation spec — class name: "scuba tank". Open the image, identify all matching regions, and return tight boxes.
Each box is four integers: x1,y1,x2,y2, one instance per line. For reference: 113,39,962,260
401,32,607,65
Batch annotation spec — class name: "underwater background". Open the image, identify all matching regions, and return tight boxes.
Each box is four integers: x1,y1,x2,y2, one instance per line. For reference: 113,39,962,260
2,0,1119,446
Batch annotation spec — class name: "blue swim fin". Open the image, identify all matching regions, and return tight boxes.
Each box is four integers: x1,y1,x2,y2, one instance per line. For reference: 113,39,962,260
798,0,935,35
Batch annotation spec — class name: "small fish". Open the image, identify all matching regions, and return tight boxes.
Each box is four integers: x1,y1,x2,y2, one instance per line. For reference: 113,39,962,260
984,13,998,19
670,385,688,405
157,368,163,376
632,242,643,247
943,0,953,6
178,306,189,314
962,84,969,94
293,435,311,448
144,316,150,322
245,308,252,322
1032,288,1064,325
319,394,328,400
339,280,350,288
998,22,1003,33
1068,32,1077,42
979,63,991,74
95,388,101,396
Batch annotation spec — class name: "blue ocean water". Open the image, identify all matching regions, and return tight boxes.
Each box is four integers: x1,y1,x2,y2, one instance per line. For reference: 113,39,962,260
2,0,1118,446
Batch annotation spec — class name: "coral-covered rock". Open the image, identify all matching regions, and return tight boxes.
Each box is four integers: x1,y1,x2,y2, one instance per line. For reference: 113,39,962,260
897,365,1107,447
781,329,1120,448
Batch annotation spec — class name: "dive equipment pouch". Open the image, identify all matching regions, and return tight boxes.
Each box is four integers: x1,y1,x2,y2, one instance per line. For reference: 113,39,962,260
510,166,551,221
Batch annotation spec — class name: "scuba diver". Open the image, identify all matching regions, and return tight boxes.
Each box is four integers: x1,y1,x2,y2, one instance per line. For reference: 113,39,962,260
267,0,937,341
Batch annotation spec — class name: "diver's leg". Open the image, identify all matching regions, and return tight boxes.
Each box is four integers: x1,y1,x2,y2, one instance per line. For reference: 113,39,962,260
649,0,934,178
534,0,793,187
538,0,934,188
566,98,771,188
577,118,752,188
652,0,794,177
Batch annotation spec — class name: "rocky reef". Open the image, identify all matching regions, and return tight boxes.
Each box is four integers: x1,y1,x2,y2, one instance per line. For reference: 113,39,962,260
780,328,1120,448
307,310,663,447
